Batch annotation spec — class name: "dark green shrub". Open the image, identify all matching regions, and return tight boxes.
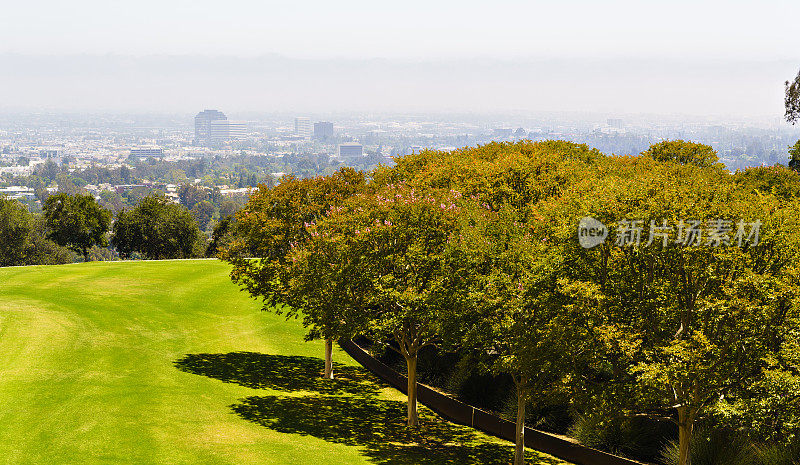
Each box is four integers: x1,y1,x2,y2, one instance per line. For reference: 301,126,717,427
570,414,673,461
659,429,755,465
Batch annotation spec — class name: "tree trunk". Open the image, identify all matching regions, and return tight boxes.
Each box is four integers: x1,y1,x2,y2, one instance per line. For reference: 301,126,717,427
677,407,693,465
323,338,334,380
514,376,527,465
405,353,418,426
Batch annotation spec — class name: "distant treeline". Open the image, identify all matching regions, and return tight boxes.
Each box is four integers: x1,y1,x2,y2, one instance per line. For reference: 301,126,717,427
0,189,243,266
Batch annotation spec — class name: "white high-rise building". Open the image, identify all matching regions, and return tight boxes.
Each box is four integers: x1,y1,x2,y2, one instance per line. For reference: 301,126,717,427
209,121,247,143
194,109,227,146
294,117,312,139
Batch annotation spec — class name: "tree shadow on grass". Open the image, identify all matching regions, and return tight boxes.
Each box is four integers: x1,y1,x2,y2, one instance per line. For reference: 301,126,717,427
232,395,564,465
175,352,564,464
174,352,381,396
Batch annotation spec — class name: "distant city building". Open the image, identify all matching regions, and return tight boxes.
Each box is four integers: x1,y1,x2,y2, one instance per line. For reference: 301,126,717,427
493,128,513,138
194,109,227,146
338,142,364,160
218,187,251,195
607,118,623,129
295,117,312,139
130,148,164,158
209,121,247,142
0,186,35,200
313,121,334,140
227,121,247,139
0,166,34,176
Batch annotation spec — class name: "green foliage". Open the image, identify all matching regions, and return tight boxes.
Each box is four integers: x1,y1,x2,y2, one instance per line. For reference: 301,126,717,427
569,415,671,460
35,159,61,183
177,184,221,211
0,196,33,266
43,193,112,258
659,429,800,465
190,200,215,231
24,217,78,265
641,140,720,167
111,195,202,259
219,197,246,219
228,139,800,461
724,335,800,446
660,429,755,465
54,173,84,195
541,155,800,464
85,245,119,262
373,140,601,218
0,198,76,267
205,215,234,258
224,167,367,315
735,164,800,199
302,184,461,348
293,184,467,425
752,438,800,465
789,140,800,172
446,198,595,404
787,69,800,125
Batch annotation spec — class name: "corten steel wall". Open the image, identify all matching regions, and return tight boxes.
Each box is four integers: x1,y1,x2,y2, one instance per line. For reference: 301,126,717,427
339,339,649,465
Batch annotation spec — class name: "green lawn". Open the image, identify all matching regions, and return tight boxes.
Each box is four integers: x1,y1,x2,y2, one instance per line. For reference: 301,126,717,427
0,260,569,464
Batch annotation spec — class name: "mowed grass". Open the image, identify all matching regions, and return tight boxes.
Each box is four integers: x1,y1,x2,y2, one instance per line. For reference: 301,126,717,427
0,260,569,465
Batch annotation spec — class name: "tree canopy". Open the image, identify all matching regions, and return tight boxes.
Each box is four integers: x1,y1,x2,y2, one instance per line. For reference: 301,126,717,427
226,140,800,465
789,140,800,173
111,194,202,259
0,196,77,267
0,196,34,267
641,140,720,167
300,185,463,425
223,167,367,378
541,155,800,465
43,193,112,259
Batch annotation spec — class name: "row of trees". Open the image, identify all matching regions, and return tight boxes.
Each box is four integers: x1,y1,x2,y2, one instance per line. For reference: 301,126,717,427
0,196,77,266
0,192,209,265
225,139,800,465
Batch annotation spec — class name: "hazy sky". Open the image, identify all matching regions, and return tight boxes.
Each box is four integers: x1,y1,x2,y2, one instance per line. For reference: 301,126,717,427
2,0,799,59
1,0,799,115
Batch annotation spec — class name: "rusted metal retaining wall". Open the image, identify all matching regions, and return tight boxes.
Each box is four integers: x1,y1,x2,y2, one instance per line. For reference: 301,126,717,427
339,339,647,465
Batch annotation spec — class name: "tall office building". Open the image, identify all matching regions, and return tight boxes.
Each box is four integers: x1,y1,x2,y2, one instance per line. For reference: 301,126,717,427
194,110,227,146
209,121,247,142
226,121,247,139
313,121,334,140
294,117,312,139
